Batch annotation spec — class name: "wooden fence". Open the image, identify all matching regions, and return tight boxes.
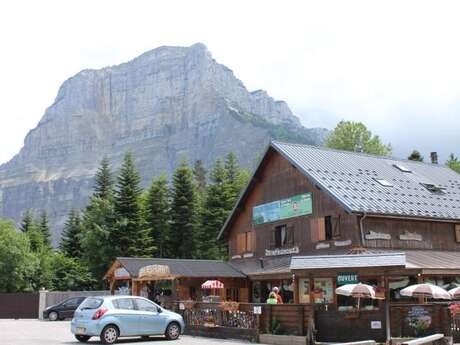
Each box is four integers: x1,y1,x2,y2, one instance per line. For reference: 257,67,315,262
172,301,313,341
0,293,39,319
390,304,452,338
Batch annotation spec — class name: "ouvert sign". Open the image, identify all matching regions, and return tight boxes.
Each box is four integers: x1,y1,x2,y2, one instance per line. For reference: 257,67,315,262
337,272,358,285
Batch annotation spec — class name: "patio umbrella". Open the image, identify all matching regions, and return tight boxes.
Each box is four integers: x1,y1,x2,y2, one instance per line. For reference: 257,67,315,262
400,283,451,300
201,280,224,289
448,286,460,299
335,283,377,309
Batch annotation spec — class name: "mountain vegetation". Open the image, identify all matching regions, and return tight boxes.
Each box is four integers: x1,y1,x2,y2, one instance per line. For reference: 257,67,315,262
0,150,248,292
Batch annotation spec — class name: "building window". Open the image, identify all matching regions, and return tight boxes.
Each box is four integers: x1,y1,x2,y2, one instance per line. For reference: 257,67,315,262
313,278,334,304
311,216,339,242
271,225,294,249
325,216,333,240
337,278,380,311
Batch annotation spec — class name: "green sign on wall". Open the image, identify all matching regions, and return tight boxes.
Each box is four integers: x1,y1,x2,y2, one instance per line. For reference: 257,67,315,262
337,272,358,285
253,193,313,225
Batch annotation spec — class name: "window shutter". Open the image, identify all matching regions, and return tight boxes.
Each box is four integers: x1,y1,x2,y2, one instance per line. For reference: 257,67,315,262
237,233,246,254
269,230,276,249
286,226,294,246
333,215,341,238
310,218,326,242
247,231,256,252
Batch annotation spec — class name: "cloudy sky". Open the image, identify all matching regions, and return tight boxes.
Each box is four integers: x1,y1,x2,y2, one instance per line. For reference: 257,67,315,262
0,0,459,164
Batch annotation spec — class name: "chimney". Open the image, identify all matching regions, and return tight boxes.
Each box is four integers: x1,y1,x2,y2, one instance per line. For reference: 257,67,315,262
430,152,438,164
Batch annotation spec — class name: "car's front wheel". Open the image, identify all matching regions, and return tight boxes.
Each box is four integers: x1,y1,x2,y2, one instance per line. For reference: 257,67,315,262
75,335,91,343
165,322,181,340
100,325,119,344
48,311,59,321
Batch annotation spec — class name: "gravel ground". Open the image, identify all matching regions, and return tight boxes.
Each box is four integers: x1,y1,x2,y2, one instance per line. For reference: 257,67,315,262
0,320,256,345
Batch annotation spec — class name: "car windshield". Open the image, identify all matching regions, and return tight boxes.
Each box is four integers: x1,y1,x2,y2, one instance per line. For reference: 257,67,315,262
78,298,103,310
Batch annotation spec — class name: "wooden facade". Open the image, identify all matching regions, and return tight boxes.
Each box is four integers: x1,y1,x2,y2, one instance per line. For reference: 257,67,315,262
227,149,361,260
225,147,460,261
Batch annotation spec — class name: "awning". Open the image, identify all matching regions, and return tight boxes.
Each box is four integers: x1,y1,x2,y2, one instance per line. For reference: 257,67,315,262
290,252,406,271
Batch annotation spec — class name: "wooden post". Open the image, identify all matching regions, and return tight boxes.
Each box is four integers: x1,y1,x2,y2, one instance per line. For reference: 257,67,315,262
293,275,299,304
417,273,424,304
384,275,391,343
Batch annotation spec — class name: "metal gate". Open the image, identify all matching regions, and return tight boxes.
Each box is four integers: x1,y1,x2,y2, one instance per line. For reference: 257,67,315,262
0,293,39,318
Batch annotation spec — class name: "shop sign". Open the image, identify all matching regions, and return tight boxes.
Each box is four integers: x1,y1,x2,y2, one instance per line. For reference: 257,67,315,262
114,267,130,280
399,230,422,241
265,246,299,256
406,306,432,332
253,306,262,315
337,272,358,285
253,193,312,225
365,231,391,240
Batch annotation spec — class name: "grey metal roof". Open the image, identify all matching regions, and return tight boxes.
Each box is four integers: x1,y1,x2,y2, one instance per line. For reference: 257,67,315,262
403,250,460,270
117,257,246,278
272,141,460,221
290,252,406,270
229,256,292,276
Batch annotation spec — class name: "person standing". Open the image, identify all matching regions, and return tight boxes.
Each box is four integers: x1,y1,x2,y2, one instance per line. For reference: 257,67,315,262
266,292,278,304
272,286,283,304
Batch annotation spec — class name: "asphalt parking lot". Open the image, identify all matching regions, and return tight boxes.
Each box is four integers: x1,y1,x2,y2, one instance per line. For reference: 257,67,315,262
0,320,257,345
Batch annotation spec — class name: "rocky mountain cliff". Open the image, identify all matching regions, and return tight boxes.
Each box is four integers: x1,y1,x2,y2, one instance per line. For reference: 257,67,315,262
0,43,327,245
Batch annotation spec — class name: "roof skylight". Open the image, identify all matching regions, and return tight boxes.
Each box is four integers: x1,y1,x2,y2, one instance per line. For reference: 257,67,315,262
393,164,412,173
420,183,446,195
375,178,393,187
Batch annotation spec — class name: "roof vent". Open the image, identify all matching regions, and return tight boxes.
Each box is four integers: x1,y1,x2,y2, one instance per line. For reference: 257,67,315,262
420,183,446,195
393,164,412,173
430,152,438,164
374,178,393,187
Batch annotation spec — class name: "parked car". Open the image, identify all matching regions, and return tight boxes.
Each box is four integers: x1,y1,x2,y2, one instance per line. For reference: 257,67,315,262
43,296,86,321
71,296,185,344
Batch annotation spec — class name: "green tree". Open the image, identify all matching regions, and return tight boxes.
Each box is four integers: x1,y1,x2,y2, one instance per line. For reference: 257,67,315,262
50,253,96,291
26,226,53,291
225,152,249,203
38,210,52,248
81,197,115,288
408,150,424,162
60,209,84,258
325,121,392,156
169,159,199,258
113,152,152,257
447,153,460,174
193,160,207,194
94,157,114,199
20,209,35,233
80,158,116,286
0,219,38,292
199,159,231,259
144,175,170,257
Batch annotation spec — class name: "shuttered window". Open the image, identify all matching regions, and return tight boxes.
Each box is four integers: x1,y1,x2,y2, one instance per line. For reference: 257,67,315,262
310,218,326,242
236,231,256,254
236,233,246,254
246,231,256,252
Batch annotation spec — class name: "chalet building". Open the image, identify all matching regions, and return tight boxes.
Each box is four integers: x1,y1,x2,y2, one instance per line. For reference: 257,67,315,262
218,141,460,307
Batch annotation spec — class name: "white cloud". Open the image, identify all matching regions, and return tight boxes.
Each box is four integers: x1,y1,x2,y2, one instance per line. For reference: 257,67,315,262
0,0,459,164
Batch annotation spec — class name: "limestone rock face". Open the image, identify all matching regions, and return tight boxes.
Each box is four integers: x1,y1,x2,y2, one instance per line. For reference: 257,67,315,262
0,43,327,245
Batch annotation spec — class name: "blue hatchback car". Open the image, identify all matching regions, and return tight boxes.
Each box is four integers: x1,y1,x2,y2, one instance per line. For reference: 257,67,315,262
71,296,185,344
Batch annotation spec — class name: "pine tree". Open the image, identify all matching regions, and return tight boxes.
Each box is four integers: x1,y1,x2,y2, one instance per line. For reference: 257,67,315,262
225,152,249,205
169,159,199,259
94,157,114,200
199,159,231,259
60,209,84,258
408,150,424,162
38,210,52,248
20,209,35,233
80,158,116,286
144,175,170,257
113,152,152,257
193,160,207,194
